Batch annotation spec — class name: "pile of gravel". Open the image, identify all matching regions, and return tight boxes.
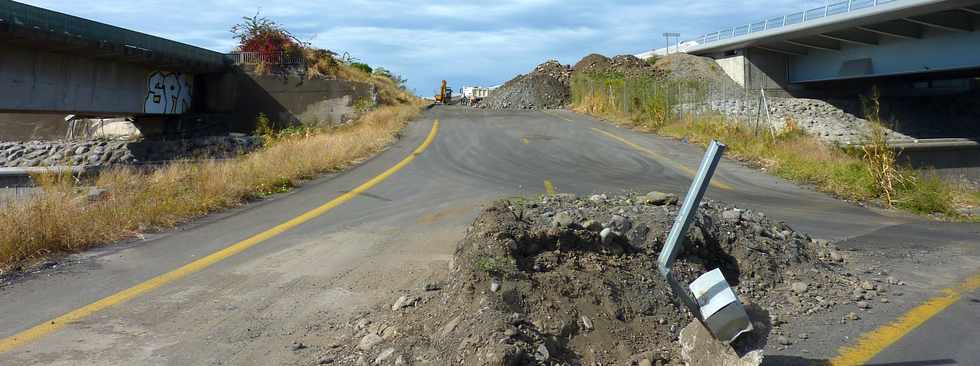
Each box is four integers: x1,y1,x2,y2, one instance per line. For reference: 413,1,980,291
706,97,913,144
478,60,572,110
326,193,883,365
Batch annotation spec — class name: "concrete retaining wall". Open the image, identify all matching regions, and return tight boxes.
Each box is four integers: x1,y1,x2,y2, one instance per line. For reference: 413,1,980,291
0,113,68,141
204,70,376,132
714,54,746,88
894,140,980,181
708,48,794,95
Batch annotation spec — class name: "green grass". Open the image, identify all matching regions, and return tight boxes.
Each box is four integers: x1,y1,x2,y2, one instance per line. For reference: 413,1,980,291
474,255,517,278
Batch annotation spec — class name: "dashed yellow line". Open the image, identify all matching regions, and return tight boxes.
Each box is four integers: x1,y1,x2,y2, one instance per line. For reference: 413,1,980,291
589,128,734,191
830,273,980,366
544,180,556,195
0,120,441,354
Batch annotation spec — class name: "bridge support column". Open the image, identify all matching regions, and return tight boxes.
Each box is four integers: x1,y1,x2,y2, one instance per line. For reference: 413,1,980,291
709,48,796,96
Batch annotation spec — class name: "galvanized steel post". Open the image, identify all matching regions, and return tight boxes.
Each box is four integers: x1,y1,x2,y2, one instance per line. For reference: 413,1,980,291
657,140,727,319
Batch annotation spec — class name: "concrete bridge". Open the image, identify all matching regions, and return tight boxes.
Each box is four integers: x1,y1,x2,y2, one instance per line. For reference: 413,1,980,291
0,0,227,115
665,0,980,93
0,0,378,135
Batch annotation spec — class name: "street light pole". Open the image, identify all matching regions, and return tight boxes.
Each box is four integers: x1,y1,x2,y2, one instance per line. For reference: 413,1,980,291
663,32,680,54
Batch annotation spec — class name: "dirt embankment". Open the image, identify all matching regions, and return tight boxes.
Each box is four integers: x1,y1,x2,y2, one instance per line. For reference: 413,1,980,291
326,193,878,365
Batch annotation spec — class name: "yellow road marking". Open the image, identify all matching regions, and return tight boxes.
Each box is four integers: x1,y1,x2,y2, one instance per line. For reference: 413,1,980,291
543,110,573,122
830,273,980,366
544,180,556,195
0,120,441,354
589,128,734,191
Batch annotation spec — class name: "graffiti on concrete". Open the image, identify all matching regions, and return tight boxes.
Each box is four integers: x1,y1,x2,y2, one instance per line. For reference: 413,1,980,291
144,71,193,114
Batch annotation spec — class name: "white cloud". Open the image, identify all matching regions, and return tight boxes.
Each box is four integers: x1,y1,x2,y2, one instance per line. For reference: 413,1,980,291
21,0,830,93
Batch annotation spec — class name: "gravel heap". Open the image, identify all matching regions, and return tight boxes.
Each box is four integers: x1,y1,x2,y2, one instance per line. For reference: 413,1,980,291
706,97,913,144
328,193,882,365
478,60,573,110
0,135,263,168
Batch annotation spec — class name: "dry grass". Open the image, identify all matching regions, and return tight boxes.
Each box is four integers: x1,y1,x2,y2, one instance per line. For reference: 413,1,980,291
300,49,413,106
657,115,972,216
0,103,422,269
860,88,910,208
570,78,976,219
658,115,878,201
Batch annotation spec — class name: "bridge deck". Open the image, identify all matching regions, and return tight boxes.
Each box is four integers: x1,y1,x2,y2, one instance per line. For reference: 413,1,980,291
0,0,225,72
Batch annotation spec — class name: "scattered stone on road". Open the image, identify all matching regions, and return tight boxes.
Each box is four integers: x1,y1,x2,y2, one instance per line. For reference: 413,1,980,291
374,348,396,364
357,334,383,351
644,191,678,205
391,295,419,311
581,315,594,331
791,281,809,294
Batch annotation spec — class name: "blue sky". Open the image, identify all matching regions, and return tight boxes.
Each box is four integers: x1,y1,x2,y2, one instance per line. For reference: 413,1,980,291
26,0,829,95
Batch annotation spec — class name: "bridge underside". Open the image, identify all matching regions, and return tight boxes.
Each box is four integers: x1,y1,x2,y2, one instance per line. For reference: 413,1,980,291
779,9,980,84
694,0,980,92
0,0,225,115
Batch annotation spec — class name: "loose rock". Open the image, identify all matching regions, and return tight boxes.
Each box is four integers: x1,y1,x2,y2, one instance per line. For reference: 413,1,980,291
358,334,383,351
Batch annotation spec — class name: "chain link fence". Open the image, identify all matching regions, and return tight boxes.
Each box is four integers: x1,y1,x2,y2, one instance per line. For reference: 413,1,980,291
571,76,779,136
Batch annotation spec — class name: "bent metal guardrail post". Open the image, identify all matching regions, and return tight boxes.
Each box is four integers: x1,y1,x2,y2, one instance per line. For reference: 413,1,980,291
657,140,753,343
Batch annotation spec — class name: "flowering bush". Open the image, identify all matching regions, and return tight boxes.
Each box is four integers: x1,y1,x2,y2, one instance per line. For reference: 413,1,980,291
231,13,304,63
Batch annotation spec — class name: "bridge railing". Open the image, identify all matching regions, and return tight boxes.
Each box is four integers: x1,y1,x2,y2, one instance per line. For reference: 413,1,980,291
226,52,306,66
687,0,899,48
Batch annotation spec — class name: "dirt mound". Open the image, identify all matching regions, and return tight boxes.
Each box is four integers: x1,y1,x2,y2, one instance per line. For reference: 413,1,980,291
478,60,572,109
332,193,868,365
573,53,612,75
573,54,664,80
652,53,740,89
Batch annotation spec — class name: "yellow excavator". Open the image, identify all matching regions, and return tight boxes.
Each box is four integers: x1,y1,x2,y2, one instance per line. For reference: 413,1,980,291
434,80,452,104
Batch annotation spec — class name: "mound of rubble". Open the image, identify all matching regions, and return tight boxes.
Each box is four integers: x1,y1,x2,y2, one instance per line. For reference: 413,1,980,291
573,54,665,79
329,193,879,365
478,60,573,110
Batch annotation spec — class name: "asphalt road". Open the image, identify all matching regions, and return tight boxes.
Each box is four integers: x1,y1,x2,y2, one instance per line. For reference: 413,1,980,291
0,106,976,365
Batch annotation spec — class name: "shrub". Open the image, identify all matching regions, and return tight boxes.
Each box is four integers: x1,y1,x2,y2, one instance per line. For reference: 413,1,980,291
350,62,373,74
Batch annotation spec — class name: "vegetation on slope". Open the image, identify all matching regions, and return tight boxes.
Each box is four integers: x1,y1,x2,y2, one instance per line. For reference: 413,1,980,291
571,73,977,219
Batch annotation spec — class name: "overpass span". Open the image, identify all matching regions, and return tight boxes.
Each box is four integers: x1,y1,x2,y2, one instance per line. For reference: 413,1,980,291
0,0,227,115
665,0,980,91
